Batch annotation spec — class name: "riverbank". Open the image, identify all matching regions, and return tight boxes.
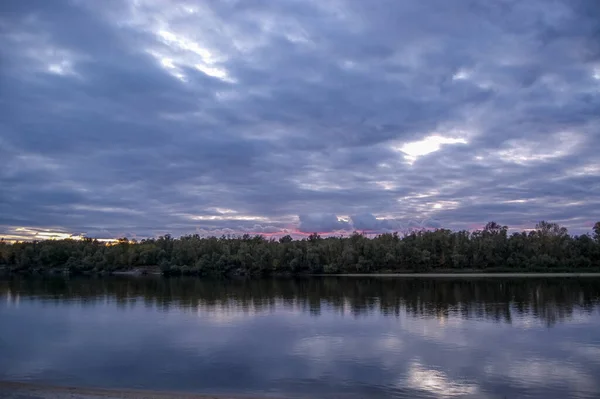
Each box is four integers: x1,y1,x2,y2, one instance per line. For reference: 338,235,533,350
0,266,600,278
317,272,600,277
0,381,267,399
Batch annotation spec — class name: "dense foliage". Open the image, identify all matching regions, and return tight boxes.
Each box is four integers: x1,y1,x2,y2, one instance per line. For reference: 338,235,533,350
2,221,600,275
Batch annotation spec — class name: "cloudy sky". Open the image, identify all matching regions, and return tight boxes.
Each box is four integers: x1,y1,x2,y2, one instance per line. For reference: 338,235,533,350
1,0,599,240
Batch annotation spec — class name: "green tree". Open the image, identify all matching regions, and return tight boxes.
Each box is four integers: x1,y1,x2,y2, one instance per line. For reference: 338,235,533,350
593,222,600,243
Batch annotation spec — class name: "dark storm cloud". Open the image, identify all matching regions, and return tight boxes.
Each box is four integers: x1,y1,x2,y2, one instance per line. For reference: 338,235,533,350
1,0,599,239
298,214,350,233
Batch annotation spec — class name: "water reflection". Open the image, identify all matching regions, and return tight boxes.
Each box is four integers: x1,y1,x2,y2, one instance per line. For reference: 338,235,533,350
2,277,599,327
1,277,600,399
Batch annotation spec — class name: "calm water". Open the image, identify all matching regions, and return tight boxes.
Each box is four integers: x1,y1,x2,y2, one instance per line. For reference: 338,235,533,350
1,277,600,399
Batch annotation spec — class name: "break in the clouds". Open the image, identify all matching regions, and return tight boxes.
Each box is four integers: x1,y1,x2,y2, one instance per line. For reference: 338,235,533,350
1,0,599,240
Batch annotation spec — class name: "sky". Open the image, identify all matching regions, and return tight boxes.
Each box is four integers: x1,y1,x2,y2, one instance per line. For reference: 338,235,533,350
1,0,599,241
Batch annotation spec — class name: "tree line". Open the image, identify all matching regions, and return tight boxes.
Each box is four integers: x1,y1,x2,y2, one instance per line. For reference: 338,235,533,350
1,221,600,275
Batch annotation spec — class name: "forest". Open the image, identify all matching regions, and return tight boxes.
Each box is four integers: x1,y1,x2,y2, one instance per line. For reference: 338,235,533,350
1,221,600,276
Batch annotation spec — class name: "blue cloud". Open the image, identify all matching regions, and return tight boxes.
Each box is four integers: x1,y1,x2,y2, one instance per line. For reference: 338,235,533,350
1,0,599,239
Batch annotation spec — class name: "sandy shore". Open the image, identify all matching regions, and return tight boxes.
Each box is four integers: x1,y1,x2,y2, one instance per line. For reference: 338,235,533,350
0,382,272,399
318,272,600,278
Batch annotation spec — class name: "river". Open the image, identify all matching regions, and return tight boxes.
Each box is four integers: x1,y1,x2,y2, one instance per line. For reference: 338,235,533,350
1,276,599,398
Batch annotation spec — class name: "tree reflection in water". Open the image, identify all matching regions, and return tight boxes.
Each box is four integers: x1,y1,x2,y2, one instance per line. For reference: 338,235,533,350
2,277,599,328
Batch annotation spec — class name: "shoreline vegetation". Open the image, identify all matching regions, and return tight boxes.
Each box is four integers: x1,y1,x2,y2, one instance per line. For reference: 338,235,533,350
1,221,600,277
